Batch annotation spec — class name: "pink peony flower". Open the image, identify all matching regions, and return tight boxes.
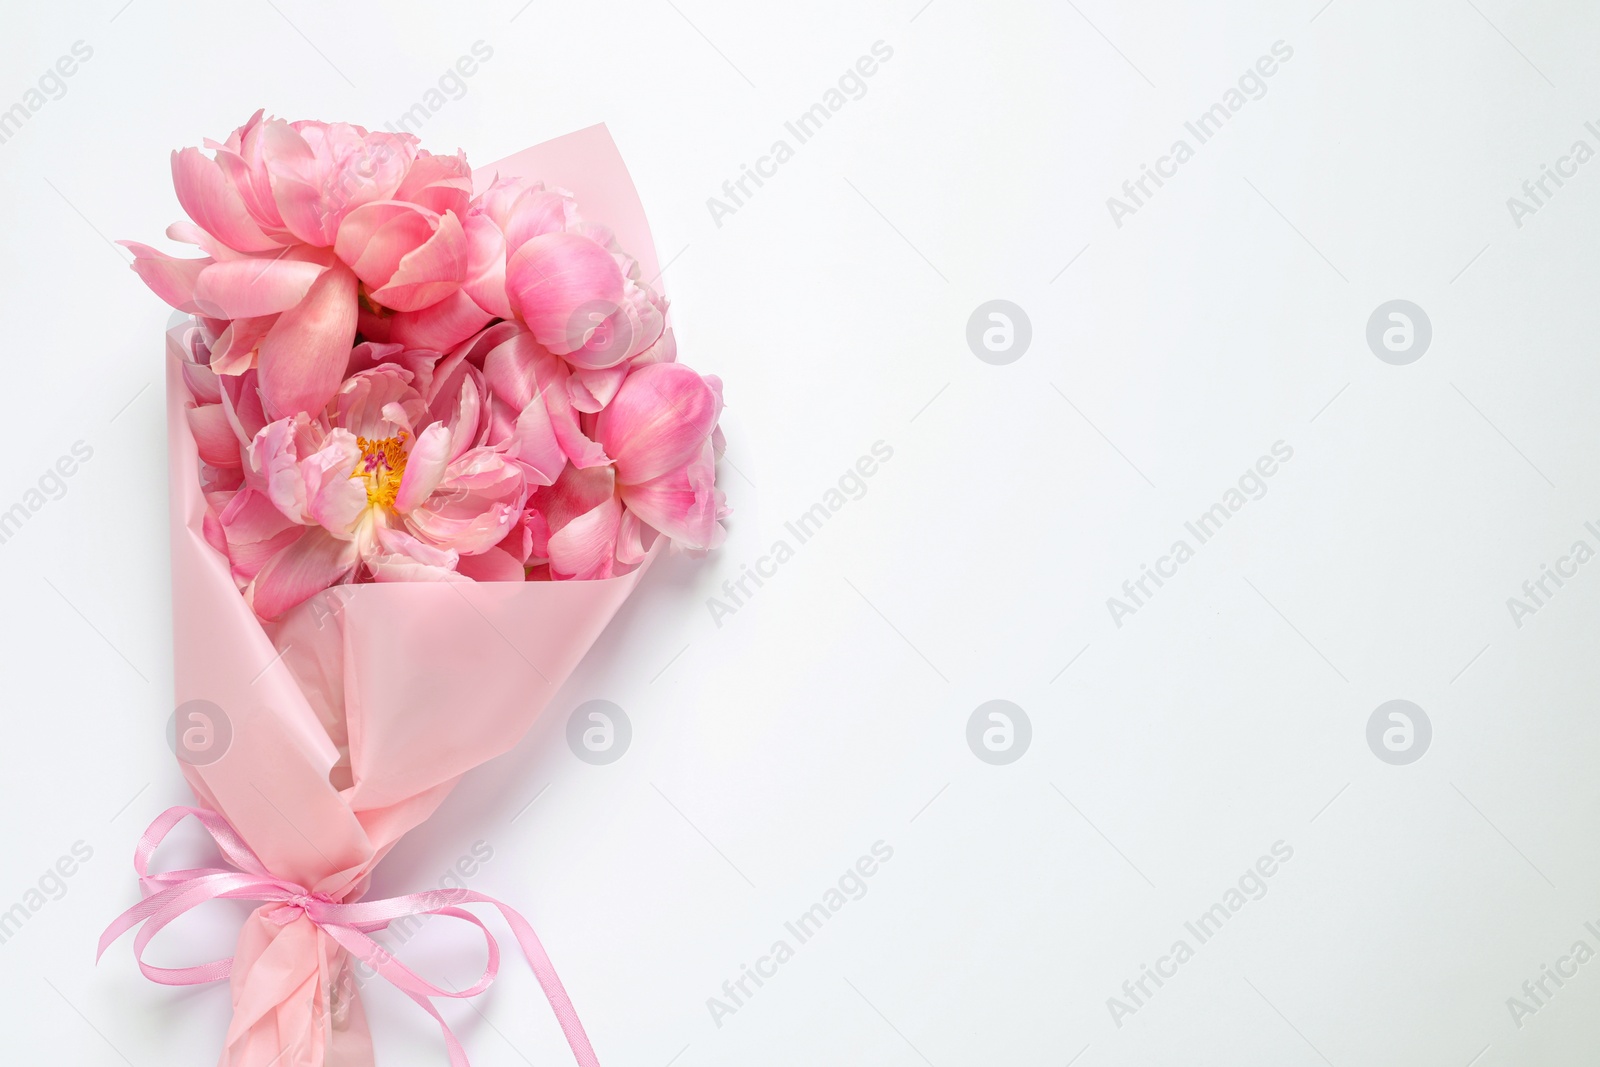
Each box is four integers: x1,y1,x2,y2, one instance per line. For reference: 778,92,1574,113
463,176,669,371
182,111,420,248
125,112,474,418
595,361,726,550
513,361,727,579
241,363,526,618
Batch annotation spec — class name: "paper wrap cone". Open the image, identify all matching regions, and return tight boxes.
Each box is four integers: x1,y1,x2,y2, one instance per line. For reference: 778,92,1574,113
153,126,662,1067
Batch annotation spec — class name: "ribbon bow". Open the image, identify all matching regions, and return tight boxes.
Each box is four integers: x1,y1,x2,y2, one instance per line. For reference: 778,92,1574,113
99,806,601,1067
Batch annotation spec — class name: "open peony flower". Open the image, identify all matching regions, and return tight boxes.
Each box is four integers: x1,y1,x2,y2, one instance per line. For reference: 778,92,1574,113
176,111,421,248
124,112,473,418
241,363,526,618
511,361,727,579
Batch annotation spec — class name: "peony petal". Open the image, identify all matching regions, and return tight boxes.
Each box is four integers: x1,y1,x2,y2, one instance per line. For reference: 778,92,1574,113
122,241,211,313
506,389,565,487
166,220,239,261
368,209,467,312
172,146,281,253
502,185,579,249
374,524,458,566
300,430,366,535
219,370,269,457
317,128,416,224
529,463,613,532
386,288,493,351
559,280,663,371
505,231,625,357
595,362,719,485
220,111,287,231
404,448,526,554
248,527,360,619
261,119,338,246
494,507,545,565
523,508,552,561
188,404,243,468
256,263,358,420
333,365,422,440
392,152,472,218
217,488,303,581
209,315,277,376
393,422,451,513
461,212,512,319
202,506,229,560
181,354,223,405
366,554,465,582
481,328,557,411
630,324,678,368
344,340,408,377
419,350,471,423
455,545,525,582
619,442,725,551
334,201,430,293
443,374,482,461
202,466,244,497
487,395,518,452
252,415,311,522
616,508,653,566
547,492,621,580
567,364,628,413
552,403,610,469
481,333,611,470
365,524,462,582
192,257,327,319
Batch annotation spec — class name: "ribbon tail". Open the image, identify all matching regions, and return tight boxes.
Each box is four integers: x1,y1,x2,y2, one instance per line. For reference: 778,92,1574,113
484,899,601,1067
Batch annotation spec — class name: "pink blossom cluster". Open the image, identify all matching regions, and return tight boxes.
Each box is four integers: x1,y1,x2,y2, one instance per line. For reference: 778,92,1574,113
127,112,726,618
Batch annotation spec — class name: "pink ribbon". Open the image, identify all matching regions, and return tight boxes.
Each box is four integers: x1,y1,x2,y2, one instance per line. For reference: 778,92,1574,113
99,806,601,1067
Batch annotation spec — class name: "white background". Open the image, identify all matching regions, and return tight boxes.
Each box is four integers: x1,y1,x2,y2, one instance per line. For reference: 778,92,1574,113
2,1,1599,1064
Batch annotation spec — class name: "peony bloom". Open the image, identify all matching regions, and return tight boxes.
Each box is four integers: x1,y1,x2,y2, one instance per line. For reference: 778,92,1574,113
242,363,527,618
176,111,420,248
463,176,669,370
595,361,726,550
512,361,727,579
125,112,474,418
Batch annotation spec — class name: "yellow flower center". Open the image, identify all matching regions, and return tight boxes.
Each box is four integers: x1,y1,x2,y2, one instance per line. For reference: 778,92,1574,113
353,433,409,511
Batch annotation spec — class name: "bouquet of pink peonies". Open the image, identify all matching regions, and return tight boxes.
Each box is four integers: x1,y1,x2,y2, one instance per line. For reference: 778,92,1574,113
100,116,726,1067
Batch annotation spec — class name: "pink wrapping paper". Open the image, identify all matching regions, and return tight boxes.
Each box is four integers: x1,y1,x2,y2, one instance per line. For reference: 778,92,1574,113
155,126,662,1066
